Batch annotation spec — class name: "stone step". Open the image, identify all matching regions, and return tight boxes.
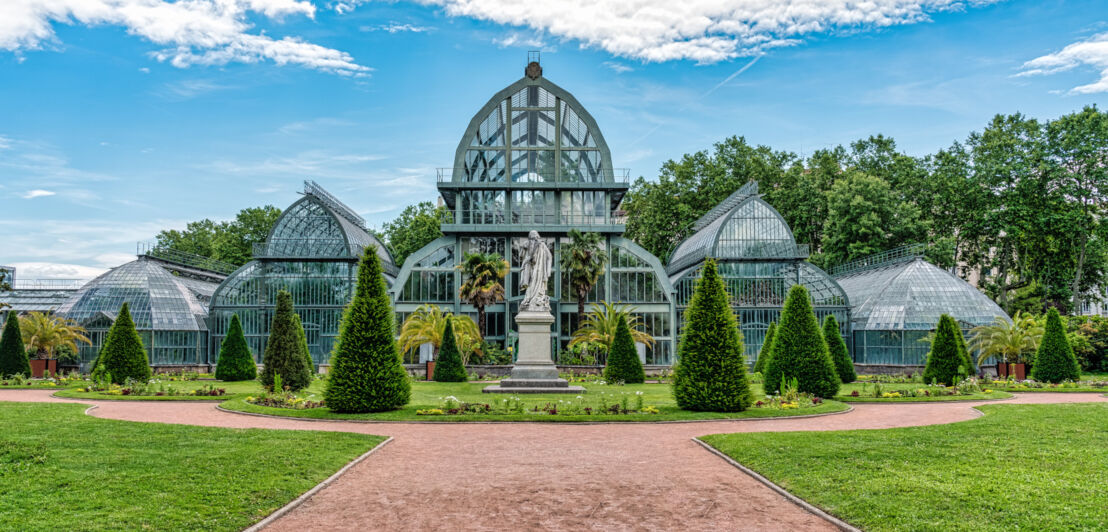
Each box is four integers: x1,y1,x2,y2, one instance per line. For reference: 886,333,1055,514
482,384,587,394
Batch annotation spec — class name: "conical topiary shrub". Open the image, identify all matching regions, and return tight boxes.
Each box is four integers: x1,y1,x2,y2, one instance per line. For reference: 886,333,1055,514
604,314,645,384
922,314,972,386
325,246,411,413
672,259,752,412
764,285,840,398
433,317,468,382
1032,308,1081,383
753,322,776,375
97,302,152,384
823,315,856,383
215,314,256,381
0,311,30,378
261,290,312,392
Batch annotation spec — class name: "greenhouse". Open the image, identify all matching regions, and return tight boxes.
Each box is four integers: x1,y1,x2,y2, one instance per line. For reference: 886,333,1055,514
666,182,851,365
832,246,1010,366
207,180,397,367
391,60,678,364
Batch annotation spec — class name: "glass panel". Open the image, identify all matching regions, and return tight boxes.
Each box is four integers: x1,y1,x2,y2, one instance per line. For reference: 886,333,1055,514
511,110,555,147
510,149,555,182
464,149,506,182
560,150,604,182
560,102,596,148
470,101,507,147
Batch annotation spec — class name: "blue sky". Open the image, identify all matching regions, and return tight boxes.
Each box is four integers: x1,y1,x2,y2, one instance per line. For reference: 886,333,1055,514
1,0,1106,279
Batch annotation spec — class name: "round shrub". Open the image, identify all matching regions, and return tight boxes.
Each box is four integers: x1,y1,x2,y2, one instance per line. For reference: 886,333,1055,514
261,290,312,392
823,315,856,384
764,285,840,398
922,314,972,386
604,314,645,384
325,246,411,413
753,322,776,376
1032,308,1081,383
0,311,30,378
433,317,467,382
672,258,753,412
214,314,256,381
96,302,152,384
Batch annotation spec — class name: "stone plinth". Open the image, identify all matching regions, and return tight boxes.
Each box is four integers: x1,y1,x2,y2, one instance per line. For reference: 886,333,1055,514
484,310,585,394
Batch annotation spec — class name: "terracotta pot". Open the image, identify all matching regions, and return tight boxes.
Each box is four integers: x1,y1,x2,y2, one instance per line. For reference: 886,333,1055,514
29,359,57,378
425,361,435,381
996,362,1027,380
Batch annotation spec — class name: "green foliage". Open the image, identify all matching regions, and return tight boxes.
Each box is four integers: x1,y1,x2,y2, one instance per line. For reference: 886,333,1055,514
0,312,30,377
432,318,467,382
764,285,840,398
672,259,752,412
96,303,152,384
560,229,609,324
822,170,924,267
380,201,450,264
569,301,655,354
260,291,312,392
823,315,856,383
752,322,776,375
923,314,973,386
154,205,281,267
214,314,256,381
604,315,645,384
1032,308,1081,383
325,247,411,413
1065,315,1108,372
456,251,508,337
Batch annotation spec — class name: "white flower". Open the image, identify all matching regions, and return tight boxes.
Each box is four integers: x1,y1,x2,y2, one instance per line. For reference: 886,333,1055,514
636,391,643,395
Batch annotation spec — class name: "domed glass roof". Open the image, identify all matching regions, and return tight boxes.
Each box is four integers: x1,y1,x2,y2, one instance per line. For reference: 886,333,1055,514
57,257,215,331
835,257,1009,331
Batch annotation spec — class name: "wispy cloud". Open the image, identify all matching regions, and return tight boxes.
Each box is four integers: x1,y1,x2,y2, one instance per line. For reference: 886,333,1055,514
603,61,633,74
0,0,371,76
21,189,55,199
1017,32,1108,94
361,22,435,33
0,135,11,150
158,79,237,100
493,32,547,49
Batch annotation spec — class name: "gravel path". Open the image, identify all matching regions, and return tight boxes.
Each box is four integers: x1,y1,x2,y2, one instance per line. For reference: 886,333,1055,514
3,390,1105,531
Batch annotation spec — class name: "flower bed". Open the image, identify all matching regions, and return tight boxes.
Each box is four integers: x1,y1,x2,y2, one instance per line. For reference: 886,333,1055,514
79,378,226,397
244,392,324,410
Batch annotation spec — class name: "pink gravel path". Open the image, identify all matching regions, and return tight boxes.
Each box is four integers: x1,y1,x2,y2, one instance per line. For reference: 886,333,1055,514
3,390,1105,531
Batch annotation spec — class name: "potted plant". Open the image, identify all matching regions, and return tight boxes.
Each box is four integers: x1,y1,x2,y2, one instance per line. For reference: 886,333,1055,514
19,312,91,378
969,312,1043,380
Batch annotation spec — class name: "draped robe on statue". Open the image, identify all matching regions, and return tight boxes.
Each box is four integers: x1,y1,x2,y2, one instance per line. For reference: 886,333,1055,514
519,230,552,312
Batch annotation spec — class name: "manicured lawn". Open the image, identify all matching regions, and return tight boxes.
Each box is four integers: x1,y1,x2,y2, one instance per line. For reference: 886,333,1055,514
701,403,1108,531
222,381,849,422
0,401,384,531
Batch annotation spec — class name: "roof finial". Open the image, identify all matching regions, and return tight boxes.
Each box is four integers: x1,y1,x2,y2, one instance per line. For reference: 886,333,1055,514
526,50,542,79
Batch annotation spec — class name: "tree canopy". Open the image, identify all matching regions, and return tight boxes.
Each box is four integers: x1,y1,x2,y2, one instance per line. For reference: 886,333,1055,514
379,202,451,264
154,206,281,266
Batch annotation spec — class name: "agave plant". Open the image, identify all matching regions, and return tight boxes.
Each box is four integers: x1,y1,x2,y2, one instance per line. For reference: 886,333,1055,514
967,311,1044,366
19,311,91,359
398,304,483,364
568,301,654,353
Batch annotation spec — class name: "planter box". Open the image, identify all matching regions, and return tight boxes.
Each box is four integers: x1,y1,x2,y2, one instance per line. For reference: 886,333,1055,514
425,361,435,381
30,359,57,378
996,362,1027,380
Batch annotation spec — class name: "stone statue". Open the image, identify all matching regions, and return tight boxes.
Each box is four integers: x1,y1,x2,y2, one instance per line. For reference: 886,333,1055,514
519,230,552,312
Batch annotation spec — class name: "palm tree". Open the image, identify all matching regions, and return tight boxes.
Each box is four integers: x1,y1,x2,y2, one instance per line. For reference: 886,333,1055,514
19,312,91,359
398,304,483,364
967,311,1044,366
568,301,654,356
560,229,609,326
456,252,508,336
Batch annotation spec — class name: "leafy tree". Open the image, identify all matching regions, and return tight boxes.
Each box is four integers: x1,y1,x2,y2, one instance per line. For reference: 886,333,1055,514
214,314,256,381
432,317,467,382
568,301,654,357
752,322,776,375
923,315,973,386
0,312,30,377
672,259,752,412
261,290,312,391
604,315,645,384
325,247,411,412
397,304,482,364
154,206,281,267
380,202,450,264
560,229,609,326
822,171,925,267
18,311,91,360
968,311,1043,366
823,315,855,383
1032,308,1081,383
764,285,840,398
457,252,508,336
96,303,151,384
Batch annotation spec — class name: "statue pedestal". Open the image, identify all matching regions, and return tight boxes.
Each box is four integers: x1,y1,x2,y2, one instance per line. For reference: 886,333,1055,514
483,310,585,394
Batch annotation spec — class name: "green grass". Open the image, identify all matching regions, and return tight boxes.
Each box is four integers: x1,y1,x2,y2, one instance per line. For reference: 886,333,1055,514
54,379,275,401
835,382,1012,402
701,402,1108,531
0,401,384,531
221,381,849,422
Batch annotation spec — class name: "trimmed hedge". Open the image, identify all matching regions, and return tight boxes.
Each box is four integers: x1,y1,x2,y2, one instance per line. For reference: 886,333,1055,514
764,285,840,398
604,314,645,384
922,314,972,386
1033,308,1081,383
433,317,467,382
753,322,776,375
823,315,856,383
96,302,152,384
261,290,312,392
0,311,30,377
672,259,752,412
324,246,411,413
214,314,256,381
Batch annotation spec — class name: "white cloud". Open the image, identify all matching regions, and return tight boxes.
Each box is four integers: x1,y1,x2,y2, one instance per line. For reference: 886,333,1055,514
21,189,55,199
0,135,11,150
159,78,236,99
9,262,109,281
493,32,547,49
0,0,370,76
1017,32,1108,94
603,61,632,73
421,0,997,63
361,22,434,33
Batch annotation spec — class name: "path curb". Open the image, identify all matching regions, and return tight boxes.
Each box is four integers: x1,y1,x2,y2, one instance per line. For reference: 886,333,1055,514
692,438,861,532
243,437,394,532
